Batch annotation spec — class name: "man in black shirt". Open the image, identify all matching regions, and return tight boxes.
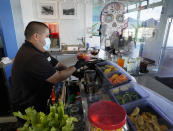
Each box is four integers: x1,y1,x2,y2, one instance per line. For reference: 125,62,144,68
11,21,85,113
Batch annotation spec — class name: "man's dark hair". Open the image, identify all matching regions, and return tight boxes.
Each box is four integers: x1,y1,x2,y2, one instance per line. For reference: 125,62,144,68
24,21,49,40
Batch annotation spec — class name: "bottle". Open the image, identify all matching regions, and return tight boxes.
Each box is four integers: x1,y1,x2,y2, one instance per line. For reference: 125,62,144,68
50,87,56,104
86,43,90,51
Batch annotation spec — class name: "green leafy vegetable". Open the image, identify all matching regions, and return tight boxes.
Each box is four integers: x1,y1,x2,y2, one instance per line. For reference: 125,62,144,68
13,101,78,131
115,91,141,104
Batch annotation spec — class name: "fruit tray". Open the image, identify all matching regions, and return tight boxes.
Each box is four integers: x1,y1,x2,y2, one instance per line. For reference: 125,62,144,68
95,61,134,88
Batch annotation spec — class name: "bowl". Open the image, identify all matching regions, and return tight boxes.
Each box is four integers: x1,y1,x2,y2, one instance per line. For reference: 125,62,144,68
90,48,100,56
91,50,99,56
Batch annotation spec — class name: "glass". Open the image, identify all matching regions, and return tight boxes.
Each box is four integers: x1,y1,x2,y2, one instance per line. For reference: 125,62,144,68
122,56,129,68
126,58,136,74
117,58,125,68
105,51,111,60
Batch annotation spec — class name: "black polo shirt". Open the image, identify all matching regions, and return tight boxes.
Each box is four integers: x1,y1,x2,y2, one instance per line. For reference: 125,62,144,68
11,40,58,112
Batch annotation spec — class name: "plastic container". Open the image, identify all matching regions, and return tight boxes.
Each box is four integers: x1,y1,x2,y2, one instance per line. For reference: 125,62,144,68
95,61,119,75
88,101,127,131
124,100,173,131
95,61,134,87
109,82,149,108
107,72,130,87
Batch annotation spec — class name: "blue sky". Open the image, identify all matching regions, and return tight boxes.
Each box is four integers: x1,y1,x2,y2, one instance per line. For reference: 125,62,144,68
125,6,162,21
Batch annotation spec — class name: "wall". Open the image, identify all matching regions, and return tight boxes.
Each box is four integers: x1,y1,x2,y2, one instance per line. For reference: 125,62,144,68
10,0,25,48
166,0,173,17
20,0,35,29
85,1,93,37
0,0,19,86
59,4,85,45
0,0,18,58
20,0,93,45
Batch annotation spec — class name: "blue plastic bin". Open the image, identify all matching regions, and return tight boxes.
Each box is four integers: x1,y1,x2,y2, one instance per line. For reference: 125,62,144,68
125,100,173,131
107,71,130,87
95,61,134,87
95,61,134,79
95,61,119,78
109,82,149,108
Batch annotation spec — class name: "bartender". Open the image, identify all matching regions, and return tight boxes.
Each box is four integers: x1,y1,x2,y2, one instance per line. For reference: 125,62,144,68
11,21,86,113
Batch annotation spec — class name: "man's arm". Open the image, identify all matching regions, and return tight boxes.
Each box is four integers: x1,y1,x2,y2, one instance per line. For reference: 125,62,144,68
26,54,85,85
55,62,67,71
49,55,67,71
46,66,76,84
46,60,86,84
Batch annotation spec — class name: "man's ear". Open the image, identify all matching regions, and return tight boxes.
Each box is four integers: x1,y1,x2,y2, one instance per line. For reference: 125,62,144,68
33,33,40,41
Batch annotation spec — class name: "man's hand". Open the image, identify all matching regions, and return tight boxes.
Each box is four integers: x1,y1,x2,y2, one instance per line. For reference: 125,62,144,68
74,60,86,69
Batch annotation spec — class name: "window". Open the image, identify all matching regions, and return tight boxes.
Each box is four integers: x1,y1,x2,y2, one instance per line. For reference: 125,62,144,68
141,1,148,6
124,6,128,12
140,6,162,21
123,11,138,38
149,0,162,4
92,5,103,35
138,6,162,40
124,11,138,20
128,4,136,10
